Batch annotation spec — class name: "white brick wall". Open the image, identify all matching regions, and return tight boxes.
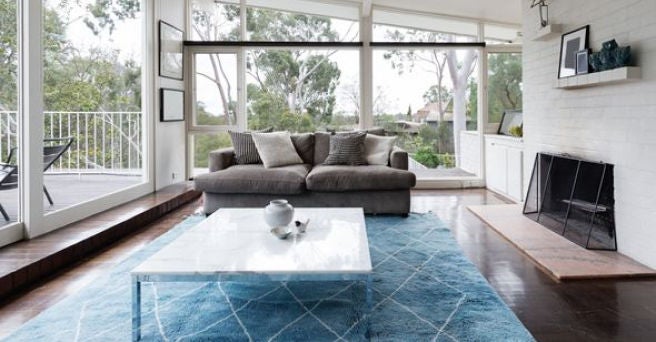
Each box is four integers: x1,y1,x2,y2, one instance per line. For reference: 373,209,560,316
459,131,480,175
523,0,656,267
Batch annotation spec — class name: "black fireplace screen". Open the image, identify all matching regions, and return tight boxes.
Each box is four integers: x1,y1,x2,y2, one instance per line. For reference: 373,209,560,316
523,153,616,250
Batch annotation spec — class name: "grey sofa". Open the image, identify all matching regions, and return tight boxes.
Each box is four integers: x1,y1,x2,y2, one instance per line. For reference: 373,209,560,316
193,132,416,215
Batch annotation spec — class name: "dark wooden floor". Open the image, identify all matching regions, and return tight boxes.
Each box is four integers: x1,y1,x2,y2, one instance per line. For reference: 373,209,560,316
1,189,655,341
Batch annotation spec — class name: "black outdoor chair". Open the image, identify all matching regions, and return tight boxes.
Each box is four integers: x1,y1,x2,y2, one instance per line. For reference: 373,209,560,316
0,137,75,217
0,163,18,221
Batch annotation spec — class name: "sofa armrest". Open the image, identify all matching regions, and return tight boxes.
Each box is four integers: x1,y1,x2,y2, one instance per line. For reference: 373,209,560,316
209,147,235,172
390,147,409,170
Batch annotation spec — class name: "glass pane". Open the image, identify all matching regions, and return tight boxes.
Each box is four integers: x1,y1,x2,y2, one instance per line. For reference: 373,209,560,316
42,0,143,213
488,53,522,124
485,23,522,44
0,0,19,224
190,0,240,41
246,50,359,133
194,53,237,126
373,9,478,42
246,7,358,42
191,132,232,177
373,49,480,179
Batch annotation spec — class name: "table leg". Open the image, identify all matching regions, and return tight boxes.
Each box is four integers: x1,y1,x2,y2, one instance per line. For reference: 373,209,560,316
366,275,373,338
132,277,141,341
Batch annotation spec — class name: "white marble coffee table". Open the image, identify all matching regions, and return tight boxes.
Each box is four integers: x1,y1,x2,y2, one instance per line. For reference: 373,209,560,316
130,207,372,341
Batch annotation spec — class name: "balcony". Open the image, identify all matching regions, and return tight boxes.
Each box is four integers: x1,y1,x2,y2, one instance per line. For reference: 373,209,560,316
0,111,143,223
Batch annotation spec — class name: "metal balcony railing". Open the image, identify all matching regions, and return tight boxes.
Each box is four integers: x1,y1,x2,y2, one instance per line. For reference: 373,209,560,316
0,111,142,175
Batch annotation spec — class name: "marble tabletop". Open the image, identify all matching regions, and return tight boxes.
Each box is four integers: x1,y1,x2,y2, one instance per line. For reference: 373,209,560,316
131,207,372,277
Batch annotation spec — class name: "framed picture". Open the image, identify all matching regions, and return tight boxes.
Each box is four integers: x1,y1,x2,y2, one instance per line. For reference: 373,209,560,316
558,25,589,78
498,110,523,136
159,21,184,80
576,49,590,74
160,88,184,122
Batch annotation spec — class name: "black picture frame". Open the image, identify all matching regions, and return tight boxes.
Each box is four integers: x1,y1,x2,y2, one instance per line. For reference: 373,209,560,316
576,49,590,74
497,110,523,136
159,21,184,80
558,25,589,78
160,88,185,122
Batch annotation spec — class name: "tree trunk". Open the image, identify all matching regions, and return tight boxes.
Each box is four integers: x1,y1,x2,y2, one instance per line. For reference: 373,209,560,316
447,49,477,168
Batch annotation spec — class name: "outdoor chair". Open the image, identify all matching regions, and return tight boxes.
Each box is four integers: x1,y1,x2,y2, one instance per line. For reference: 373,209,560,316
0,137,75,217
0,163,18,221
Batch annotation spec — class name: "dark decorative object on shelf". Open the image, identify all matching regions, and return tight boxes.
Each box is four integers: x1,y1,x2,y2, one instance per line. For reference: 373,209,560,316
589,39,632,72
558,25,589,78
523,153,616,251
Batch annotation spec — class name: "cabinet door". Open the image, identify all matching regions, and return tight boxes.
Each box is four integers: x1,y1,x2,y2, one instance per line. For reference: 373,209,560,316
507,147,524,201
486,141,507,193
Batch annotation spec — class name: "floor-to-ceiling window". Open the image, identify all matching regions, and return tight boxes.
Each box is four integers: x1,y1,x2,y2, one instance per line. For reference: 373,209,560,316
371,10,483,181
0,0,20,229
188,0,360,175
40,0,144,213
187,1,522,186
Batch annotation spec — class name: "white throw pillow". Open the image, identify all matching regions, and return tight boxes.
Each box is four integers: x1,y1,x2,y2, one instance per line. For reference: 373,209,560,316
364,134,396,165
251,131,304,168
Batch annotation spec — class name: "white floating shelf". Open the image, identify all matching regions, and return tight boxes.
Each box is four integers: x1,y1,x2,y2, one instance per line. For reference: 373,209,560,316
554,67,641,89
532,24,562,41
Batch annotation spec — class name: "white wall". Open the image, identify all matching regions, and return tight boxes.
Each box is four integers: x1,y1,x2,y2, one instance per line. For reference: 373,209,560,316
155,0,187,190
522,0,656,267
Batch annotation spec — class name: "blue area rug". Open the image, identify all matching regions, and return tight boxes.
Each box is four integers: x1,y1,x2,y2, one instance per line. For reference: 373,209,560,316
5,213,533,341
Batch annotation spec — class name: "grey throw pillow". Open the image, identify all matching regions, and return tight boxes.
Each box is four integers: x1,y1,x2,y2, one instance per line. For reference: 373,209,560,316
228,128,272,164
323,132,368,166
291,133,315,164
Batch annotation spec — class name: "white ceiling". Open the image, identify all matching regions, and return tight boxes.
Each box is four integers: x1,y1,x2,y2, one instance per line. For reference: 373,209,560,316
366,0,522,25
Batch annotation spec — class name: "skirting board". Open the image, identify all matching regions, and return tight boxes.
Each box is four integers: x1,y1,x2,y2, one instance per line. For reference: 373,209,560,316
467,204,656,281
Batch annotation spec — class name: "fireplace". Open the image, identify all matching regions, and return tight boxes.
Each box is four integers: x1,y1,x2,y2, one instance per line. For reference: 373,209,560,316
523,152,616,250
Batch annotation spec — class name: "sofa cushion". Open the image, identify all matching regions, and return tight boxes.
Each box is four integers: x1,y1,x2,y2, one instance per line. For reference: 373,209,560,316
194,164,311,195
365,134,396,165
313,132,332,165
306,165,416,192
251,131,303,168
291,133,315,164
228,128,273,164
323,132,368,166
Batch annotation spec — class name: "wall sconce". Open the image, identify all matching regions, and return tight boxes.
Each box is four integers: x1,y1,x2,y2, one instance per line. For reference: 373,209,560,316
531,0,549,27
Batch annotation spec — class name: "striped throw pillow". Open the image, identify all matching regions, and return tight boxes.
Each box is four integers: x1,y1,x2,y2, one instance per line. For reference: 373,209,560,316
323,132,368,166
228,128,272,164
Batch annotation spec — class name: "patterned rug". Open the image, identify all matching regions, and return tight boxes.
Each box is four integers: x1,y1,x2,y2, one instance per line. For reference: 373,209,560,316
5,213,534,341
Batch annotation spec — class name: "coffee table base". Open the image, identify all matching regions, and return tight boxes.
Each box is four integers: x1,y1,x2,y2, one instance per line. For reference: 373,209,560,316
131,273,373,341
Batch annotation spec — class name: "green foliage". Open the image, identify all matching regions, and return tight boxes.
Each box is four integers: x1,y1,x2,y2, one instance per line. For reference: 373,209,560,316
488,53,522,123
509,125,523,137
84,0,140,35
0,1,142,166
240,9,343,133
467,79,478,126
194,133,232,168
413,147,440,168
0,2,140,113
412,147,456,169
423,85,452,108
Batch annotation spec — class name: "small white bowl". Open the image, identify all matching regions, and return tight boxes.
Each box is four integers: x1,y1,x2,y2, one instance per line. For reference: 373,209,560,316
270,226,292,240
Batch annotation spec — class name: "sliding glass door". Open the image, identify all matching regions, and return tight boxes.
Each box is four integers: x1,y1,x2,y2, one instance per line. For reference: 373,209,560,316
0,0,21,237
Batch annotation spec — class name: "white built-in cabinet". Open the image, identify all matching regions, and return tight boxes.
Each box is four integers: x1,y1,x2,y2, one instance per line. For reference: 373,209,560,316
485,134,524,202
